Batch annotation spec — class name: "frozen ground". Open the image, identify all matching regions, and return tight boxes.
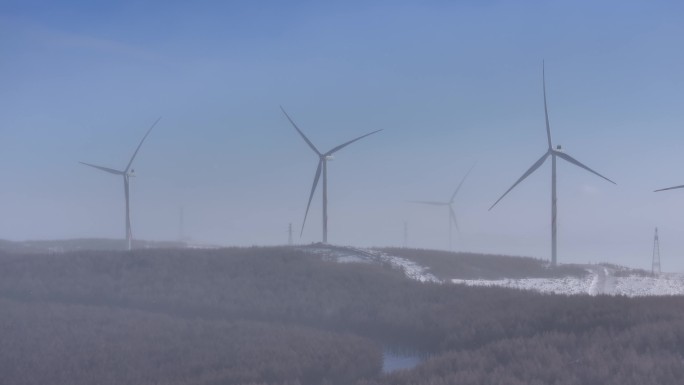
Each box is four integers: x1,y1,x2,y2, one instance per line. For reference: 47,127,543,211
298,245,440,283
452,265,684,297
300,245,684,297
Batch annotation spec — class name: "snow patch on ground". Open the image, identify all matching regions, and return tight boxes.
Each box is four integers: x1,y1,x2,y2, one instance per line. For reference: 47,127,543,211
452,274,596,295
299,246,440,283
299,246,684,297
303,247,373,264
614,273,684,297
452,268,684,297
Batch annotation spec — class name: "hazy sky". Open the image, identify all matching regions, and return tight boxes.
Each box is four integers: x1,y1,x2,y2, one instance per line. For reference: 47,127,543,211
2,1,684,271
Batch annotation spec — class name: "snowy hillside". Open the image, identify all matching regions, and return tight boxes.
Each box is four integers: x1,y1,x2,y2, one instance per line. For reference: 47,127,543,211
451,265,684,297
300,245,684,297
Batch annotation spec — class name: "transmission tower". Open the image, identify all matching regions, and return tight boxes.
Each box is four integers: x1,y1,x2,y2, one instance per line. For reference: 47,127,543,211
652,227,661,275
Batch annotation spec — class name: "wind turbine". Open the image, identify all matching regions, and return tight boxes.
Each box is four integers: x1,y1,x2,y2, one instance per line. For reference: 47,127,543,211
281,106,382,243
79,117,161,251
409,163,476,250
489,64,615,266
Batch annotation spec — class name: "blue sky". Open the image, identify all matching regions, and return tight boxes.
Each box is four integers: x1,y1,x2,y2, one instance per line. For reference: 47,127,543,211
1,1,684,270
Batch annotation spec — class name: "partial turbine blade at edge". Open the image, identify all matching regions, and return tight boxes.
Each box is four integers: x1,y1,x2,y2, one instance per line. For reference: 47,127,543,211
280,106,321,156
450,161,477,203
125,116,161,173
449,206,459,232
543,61,553,150
555,151,616,185
79,162,124,175
489,151,550,211
325,129,383,156
300,160,323,237
654,184,684,193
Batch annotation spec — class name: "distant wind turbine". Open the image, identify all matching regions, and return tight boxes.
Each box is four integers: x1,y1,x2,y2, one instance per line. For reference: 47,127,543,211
489,63,615,266
281,106,382,243
409,162,476,250
79,117,161,251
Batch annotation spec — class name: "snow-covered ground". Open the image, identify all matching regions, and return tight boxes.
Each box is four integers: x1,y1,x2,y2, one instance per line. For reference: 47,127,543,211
451,275,597,295
451,266,684,297
613,273,684,296
299,245,440,283
300,245,684,297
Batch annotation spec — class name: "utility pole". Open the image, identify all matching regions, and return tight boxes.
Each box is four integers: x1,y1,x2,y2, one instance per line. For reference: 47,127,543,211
288,223,293,246
652,227,661,275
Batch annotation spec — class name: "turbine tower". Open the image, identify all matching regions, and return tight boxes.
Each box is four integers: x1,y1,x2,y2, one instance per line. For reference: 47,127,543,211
410,163,476,250
281,106,382,243
80,117,161,251
489,64,615,266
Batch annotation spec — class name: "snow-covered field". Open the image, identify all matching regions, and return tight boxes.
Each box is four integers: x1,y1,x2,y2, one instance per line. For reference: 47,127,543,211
301,246,684,297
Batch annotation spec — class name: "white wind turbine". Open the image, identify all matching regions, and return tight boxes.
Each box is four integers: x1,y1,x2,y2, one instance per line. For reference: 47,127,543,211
281,106,382,243
409,163,476,250
80,117,160,250
489,64,615,265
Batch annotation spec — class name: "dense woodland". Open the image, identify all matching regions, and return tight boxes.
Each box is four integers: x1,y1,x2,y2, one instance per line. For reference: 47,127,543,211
1,246,683,384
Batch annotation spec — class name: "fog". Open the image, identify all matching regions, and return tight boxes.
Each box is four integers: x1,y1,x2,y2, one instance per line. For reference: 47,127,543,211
2,1,684,270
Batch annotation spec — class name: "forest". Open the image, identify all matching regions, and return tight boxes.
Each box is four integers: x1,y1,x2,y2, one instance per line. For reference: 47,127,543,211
1,246,683,384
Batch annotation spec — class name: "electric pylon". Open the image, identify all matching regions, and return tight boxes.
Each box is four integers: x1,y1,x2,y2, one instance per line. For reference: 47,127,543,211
652,227,661,275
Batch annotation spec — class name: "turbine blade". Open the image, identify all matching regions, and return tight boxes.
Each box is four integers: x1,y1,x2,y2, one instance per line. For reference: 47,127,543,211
325,129,383,156
543,61,553,150
450,161,477,203
407,200,449,206
449,206,459,232
125,117,161,173
79,161,124,175
555,151,616,185
280,106,321,156
489,151,550,211
654,185,684,192
301,160,323,237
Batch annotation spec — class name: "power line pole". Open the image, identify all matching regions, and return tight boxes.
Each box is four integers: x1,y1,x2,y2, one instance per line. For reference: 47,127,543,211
288,223,293,246
652,227,661,275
